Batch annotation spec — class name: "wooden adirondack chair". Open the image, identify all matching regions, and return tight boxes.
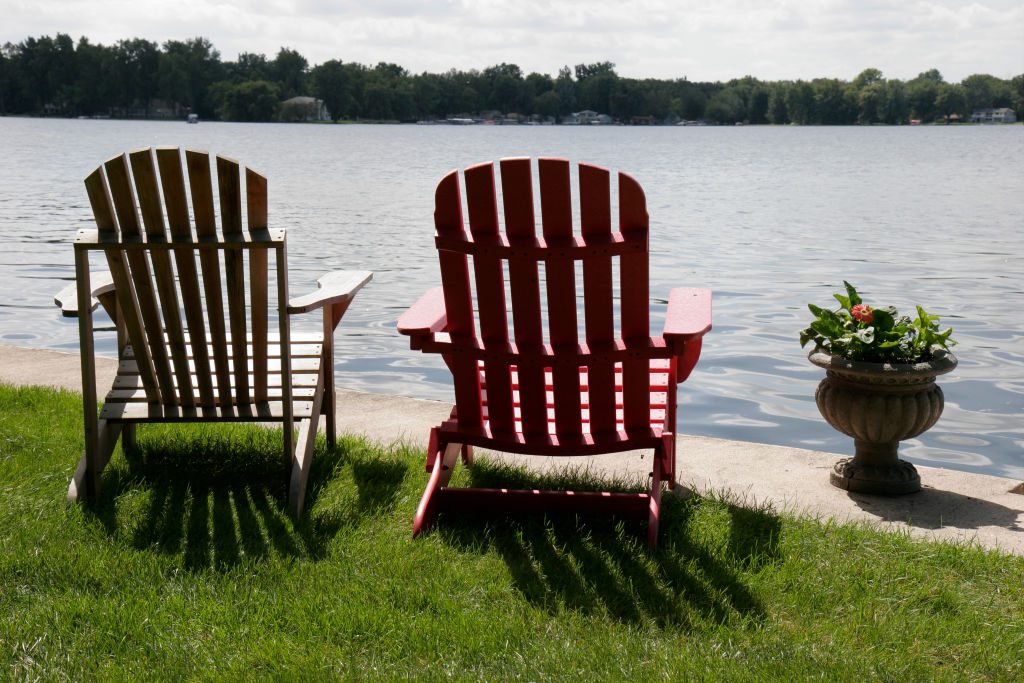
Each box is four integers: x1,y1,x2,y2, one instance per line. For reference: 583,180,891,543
397,158,711,548
55,147,371,516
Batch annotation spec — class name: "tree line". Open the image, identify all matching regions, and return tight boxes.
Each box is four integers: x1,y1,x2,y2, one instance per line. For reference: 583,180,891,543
2,34,1022,125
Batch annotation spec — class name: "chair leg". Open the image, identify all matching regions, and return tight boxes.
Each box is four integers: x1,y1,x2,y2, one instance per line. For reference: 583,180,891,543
324,391,336,450
413,441,461,537
322,341,337,450
425,427,440,472
648,441,667,550
461,444,474,466
288,416,321,518
662,433,677,488
122,423,137,456
67,420,122,505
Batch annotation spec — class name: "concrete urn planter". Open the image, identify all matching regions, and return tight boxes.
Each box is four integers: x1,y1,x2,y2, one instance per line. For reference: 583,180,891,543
808,350,957,495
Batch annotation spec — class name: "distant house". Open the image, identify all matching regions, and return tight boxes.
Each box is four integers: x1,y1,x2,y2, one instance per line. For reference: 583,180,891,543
280,96,329,122
575,109,600,125
969,108,1017,123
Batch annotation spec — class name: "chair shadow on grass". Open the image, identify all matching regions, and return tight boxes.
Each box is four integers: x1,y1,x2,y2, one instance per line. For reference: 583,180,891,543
437,458,781,629
92,425,402,571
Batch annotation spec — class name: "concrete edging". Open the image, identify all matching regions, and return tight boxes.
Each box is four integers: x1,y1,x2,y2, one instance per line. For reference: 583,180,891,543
2,343,1021,556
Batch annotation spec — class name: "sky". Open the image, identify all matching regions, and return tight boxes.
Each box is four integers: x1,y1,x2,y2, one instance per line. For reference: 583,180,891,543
4,0,1023,82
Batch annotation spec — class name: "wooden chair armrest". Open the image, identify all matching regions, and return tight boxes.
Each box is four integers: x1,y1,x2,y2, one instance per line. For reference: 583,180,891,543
287,270,372,314
663,287,711,382
397,287,447,337
54,271,116,318
663,287,712,342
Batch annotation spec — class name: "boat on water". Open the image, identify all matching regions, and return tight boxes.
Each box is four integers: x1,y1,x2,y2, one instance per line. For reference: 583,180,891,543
187,113,199,124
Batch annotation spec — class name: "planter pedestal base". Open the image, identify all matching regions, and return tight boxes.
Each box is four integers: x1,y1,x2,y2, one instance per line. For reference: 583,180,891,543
830,440,921,494
809,351,957,497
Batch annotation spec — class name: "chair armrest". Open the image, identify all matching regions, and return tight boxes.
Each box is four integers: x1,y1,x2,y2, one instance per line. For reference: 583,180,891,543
54,271,116,318
663,287,712,343
287,270,372,314
397,287,447,337
663,287,711,382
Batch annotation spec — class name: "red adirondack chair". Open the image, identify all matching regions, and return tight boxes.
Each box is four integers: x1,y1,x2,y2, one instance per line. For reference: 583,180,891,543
397,158,711,548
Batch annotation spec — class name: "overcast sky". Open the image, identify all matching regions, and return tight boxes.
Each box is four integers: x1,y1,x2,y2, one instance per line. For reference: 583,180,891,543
4,0,1022,82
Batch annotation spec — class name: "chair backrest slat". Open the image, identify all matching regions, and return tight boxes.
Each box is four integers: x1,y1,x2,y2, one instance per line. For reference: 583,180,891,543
436,158,656,442
103,153,177,404
499,158,547,436
156,147,215,407
434,170,482,429
129,148,193,408
618,172,651,432
578,163,616,434
185,150,232,403
84,167,160,401
216,156,250,404
83,148,280,412
537,158,582,437
246,168,270,402
464,163,514,435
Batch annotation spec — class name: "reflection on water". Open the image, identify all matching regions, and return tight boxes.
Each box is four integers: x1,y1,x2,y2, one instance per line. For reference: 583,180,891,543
1,118,1021,479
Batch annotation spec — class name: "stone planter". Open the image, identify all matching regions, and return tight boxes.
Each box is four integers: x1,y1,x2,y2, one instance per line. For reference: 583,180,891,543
808,350,957,495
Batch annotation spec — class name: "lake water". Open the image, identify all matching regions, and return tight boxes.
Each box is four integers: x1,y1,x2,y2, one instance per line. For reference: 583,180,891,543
1,117,1021,480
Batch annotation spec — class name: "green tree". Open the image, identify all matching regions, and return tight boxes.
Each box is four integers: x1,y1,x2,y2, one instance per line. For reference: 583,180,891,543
785,80,814,125
555,66,576,115
852,67,884,90
72,37,116,115
159,37,223,118
856,82,885,123
112,38,160,115
906,77,940,121
935,83,967,120
218,80,279,121
272,47,308,99
412,73,442,119
878,80,909,124
311,59,354,121
704,88,744,124
533,90,560,119
229,52,270,83
961,73,1010,112
766,84,788,123
574,62,616,113
1011,74,1024,117
746,85,769,124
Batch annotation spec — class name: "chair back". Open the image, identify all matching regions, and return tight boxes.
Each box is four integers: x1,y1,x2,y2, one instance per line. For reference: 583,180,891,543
433,158,663,440
82,147,286,413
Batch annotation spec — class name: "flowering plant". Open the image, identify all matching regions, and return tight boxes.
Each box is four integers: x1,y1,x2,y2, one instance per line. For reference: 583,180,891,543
799,281,956,363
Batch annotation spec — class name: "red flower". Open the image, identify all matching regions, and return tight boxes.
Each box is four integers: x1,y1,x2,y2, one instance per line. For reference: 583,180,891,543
851,304,874,323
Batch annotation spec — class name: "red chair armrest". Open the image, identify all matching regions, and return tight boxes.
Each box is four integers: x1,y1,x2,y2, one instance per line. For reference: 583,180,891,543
663,287,711,382
663,287,712,342
398,287,448,338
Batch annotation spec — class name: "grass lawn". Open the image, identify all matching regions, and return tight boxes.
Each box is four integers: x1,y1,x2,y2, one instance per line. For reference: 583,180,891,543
1,382,1022,680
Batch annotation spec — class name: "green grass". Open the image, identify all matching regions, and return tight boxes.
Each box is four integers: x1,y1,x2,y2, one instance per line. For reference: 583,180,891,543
1,383,1022,681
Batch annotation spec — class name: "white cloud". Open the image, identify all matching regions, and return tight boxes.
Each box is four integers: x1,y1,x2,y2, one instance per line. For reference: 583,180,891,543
2,0,1021,81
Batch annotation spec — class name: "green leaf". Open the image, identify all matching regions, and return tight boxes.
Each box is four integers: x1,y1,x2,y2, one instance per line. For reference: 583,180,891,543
799,328,819,348
843,281,862,307
833,293,851,310
872,308,895,332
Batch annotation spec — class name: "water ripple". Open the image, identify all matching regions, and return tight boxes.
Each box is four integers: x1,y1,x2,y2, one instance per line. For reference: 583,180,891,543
1,119,1021,480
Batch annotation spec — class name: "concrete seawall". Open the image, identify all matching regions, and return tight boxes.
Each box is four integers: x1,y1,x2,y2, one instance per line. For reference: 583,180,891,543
2,344,1021,556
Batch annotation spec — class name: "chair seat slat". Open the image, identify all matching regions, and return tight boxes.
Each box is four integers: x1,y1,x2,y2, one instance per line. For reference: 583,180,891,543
100,400,314,422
